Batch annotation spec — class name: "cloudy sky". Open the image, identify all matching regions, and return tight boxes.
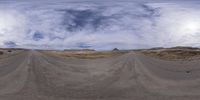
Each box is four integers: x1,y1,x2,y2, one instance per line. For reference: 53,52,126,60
0,0,200,50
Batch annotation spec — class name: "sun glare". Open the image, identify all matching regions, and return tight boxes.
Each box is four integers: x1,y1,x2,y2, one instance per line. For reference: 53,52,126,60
0,15,10,31
186,22,199,31
182,21,200,34
0,12,18,33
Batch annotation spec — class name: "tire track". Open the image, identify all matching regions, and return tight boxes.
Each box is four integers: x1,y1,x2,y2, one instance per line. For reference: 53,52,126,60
0,52,30,95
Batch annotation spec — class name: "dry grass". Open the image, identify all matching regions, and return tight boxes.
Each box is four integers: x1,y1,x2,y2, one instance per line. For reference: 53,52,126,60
48,51,129,59
140,49,200,60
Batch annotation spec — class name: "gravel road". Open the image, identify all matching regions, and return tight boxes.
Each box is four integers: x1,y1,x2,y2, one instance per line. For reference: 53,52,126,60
0,50,200,100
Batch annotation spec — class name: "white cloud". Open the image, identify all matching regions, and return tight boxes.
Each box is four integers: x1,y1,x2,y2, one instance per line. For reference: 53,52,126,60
0,1,200,50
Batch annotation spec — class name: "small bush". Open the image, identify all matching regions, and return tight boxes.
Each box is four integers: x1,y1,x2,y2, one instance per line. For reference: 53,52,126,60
0,51,3,55
7,50,12,52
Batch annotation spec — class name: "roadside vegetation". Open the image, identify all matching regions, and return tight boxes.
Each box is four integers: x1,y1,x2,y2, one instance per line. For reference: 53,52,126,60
140,47,200,60
0,51,3,55
47,48,129,59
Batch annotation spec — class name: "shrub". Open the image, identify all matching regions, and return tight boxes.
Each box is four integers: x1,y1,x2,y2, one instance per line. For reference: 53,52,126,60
0,51,3,55
7,50,12,52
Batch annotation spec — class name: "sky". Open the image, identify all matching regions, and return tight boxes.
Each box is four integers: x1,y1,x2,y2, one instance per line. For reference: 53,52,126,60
0,0,200,50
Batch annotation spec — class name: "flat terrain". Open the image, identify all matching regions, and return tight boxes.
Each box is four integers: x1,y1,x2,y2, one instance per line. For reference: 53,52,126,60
139,47,200,60
0,48,200,100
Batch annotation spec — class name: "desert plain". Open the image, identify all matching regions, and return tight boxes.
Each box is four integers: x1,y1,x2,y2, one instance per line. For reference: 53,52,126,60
0,47,200,100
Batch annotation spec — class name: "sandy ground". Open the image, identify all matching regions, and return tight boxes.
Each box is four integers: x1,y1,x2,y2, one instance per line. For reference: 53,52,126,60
0,50,200,100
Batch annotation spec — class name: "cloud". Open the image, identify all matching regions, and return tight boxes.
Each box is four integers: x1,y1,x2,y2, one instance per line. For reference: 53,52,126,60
0,0,200,50
4,41,17,48
32,31,44,41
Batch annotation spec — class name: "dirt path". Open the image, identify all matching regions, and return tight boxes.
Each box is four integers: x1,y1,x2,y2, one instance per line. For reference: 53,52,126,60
0,51,200,100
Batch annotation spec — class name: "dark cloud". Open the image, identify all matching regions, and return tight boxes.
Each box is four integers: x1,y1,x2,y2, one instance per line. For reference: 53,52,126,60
77,42,91,48
49,36,64,41
4,41,17,47
141,4,161,18
32,32,44,41
59,9,110,31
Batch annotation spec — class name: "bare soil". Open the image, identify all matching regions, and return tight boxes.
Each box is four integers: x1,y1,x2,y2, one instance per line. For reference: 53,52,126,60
0,48,200,100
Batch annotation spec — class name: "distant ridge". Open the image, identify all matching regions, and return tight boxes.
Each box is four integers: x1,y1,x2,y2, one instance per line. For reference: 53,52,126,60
64,49,95,52
170,46,199,50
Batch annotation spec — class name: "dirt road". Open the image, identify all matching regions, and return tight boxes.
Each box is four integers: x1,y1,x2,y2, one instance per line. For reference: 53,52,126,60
0,50,200,100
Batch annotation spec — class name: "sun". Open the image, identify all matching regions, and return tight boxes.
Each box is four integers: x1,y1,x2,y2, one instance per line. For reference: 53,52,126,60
181,21,200,34
0,12,15,32
0,10,25,34
185,22,199,32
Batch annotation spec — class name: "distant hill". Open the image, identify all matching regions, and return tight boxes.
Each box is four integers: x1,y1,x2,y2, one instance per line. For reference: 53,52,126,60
64,49,95,52
170,46,199,50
